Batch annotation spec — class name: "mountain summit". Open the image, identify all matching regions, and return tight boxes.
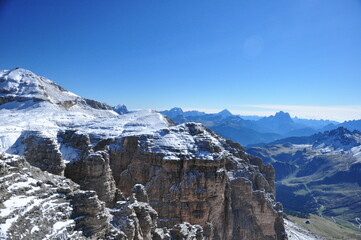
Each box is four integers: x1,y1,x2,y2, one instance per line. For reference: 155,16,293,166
216,109,233,117
0,68,113,112
257,111,298,134
112,104,129,114
159,107,184,118
274,111,292,120
313,127,361,151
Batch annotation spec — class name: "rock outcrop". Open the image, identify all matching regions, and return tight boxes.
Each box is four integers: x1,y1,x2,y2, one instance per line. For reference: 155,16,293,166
11,131,66,176
59,130,119,207
0,153,114,239
113,104,129,115
11,124,285,239
0,154,204,239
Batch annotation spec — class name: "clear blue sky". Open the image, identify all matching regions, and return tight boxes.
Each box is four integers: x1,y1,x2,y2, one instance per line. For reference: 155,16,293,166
1,0,361,120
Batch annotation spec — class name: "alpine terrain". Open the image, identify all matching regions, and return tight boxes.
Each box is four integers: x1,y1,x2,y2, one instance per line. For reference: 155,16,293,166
248,127,361,238
0,68,322,239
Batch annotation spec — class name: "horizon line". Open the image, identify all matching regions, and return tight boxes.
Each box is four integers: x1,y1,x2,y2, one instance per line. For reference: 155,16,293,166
129,104,361,122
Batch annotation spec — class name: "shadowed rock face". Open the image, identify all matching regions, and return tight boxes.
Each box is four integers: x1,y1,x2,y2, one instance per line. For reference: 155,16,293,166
16,131,66,176
58,130,119,207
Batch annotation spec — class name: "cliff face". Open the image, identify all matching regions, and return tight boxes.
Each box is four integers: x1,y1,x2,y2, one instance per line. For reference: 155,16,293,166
105,123,285,240
0,68,286,239
0,153,205,240
0,153,114,239
7,122,286,239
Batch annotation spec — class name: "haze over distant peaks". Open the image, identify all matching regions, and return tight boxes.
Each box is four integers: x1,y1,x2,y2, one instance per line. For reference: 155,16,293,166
275,111,292,119
160,107,353,146
260,111,292,122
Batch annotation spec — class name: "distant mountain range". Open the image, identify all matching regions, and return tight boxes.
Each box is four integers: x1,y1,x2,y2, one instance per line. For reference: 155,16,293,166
160,107,345,146
247,127,361,231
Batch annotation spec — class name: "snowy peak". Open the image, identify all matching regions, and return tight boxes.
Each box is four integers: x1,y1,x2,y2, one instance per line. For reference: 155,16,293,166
216,109,233,117
169,107,184,114
0,68,112,111
113,104,129,115
0,68,78,105
160,107,184,118
312,127,361,151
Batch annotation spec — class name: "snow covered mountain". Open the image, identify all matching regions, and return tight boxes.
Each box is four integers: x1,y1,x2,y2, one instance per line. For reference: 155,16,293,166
0,68,319,239
0,68,115,112
0,68,174,153
112,104,129,114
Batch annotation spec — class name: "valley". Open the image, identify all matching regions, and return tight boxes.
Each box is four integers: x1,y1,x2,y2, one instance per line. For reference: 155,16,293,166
247,128,361,237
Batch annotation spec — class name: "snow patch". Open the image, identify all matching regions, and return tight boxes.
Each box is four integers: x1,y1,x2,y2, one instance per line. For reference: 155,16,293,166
284,219,323,240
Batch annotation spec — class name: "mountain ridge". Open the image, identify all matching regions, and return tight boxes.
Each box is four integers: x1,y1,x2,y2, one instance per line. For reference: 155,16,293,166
160,107,341,145
0,68,114,112
0,68,292,239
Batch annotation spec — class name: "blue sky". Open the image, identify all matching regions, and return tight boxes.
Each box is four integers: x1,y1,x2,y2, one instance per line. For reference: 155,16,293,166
0,0,360,121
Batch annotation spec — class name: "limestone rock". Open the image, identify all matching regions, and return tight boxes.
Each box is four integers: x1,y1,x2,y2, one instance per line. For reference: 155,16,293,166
70,190,113,238
170,223,204,240
60,130,119,207
0,153,116,239
132,201,158,239
110,187,203,240
107,123,286,239
132,184,150,203
17,130,65,175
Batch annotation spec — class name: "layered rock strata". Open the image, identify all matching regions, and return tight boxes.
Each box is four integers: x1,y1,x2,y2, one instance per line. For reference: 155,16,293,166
0,153,204,239
59,130,119,206
0,153,114,239
10,123,286,239
104,123,286,240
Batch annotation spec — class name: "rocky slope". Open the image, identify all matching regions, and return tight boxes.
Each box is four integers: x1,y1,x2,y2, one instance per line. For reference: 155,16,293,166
0,68,312,239
0,153,204,239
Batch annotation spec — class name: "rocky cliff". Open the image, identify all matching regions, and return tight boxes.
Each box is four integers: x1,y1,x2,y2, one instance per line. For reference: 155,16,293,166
106,123,285,239
0,153,205,240
0,68,288,239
